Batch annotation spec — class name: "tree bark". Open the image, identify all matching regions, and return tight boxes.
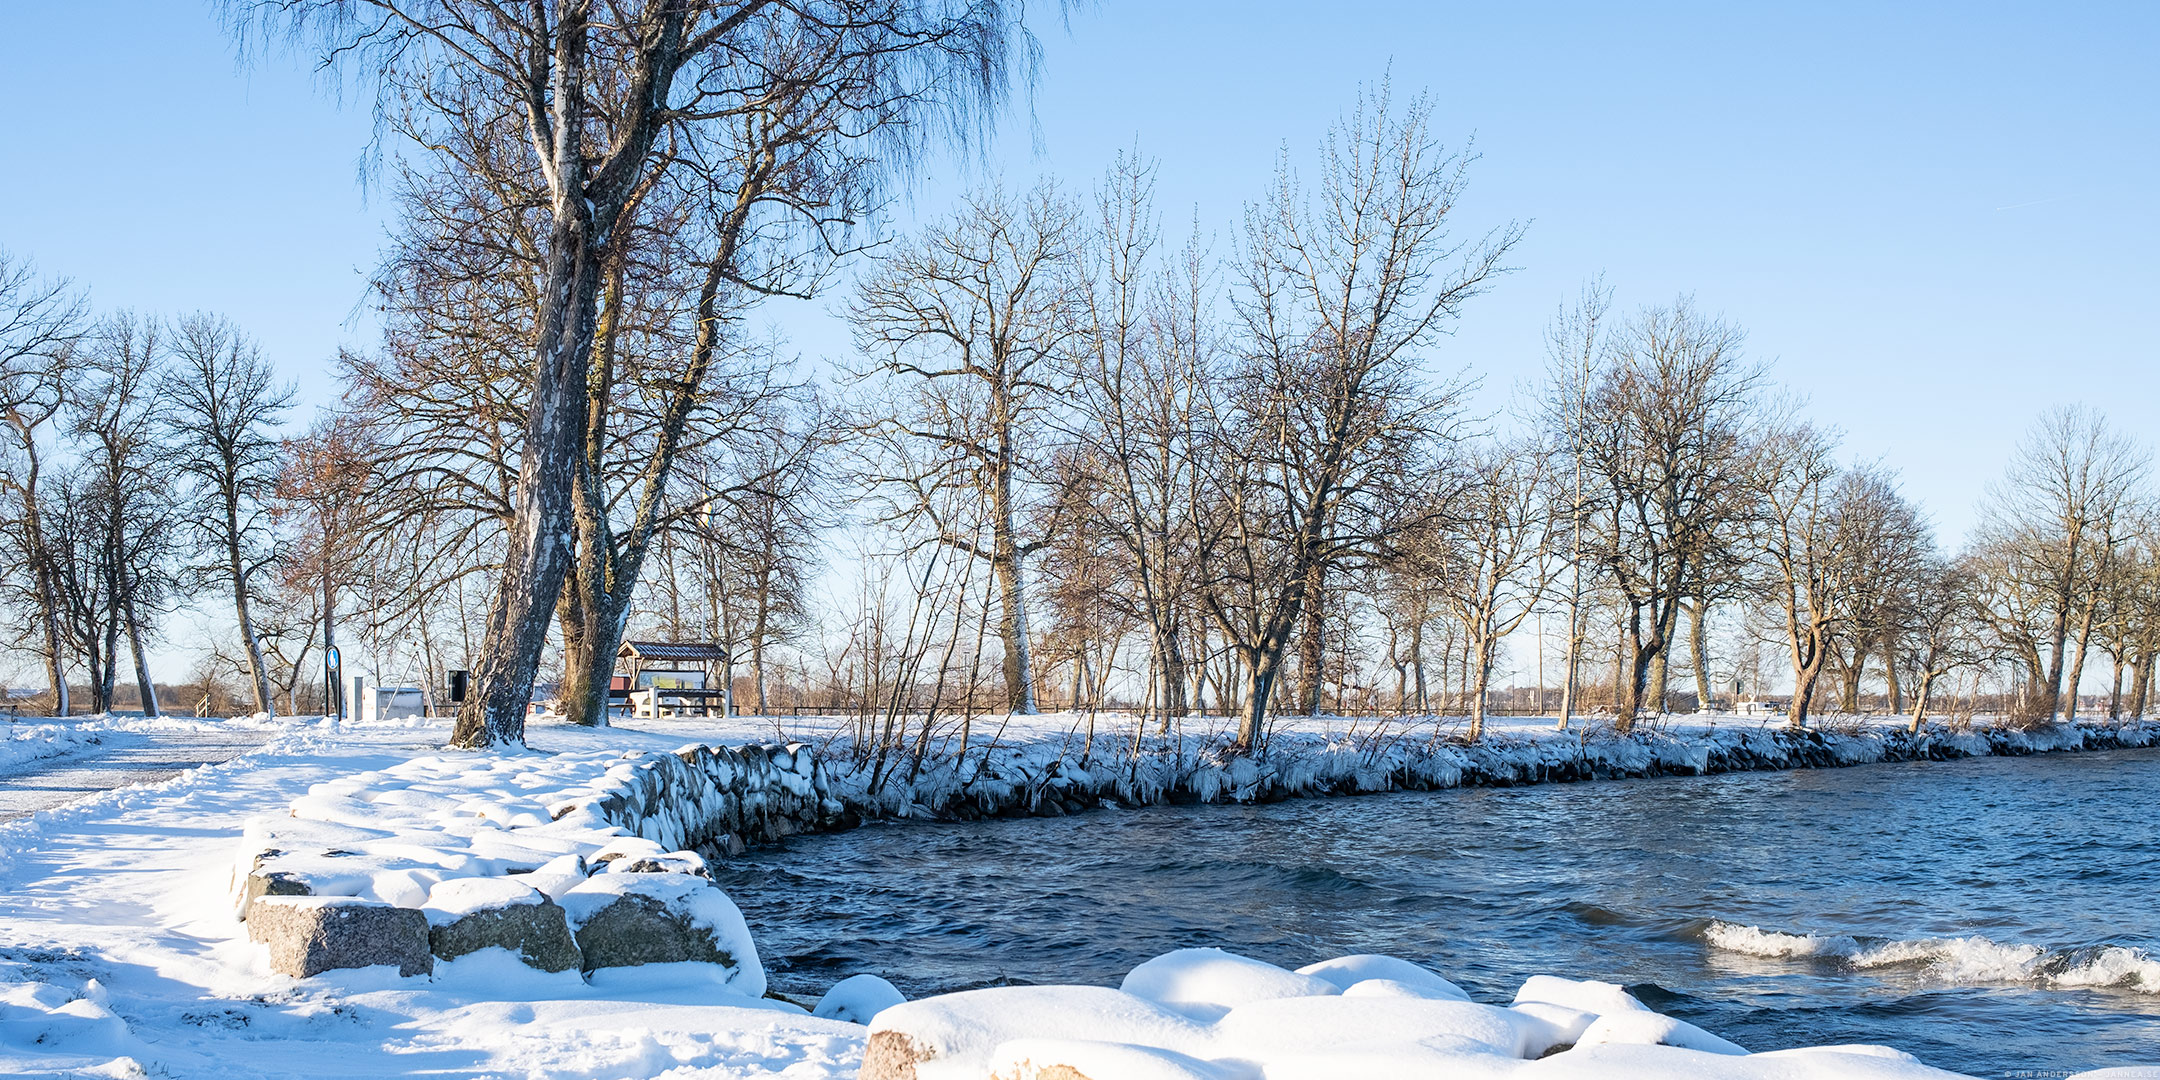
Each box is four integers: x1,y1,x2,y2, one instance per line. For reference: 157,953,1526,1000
222,489,273,715
1295,563,1326,715
1238,644,1282,749
122,589,158,718
452,8,692,748
1687,598,1712,712
18,466,69,716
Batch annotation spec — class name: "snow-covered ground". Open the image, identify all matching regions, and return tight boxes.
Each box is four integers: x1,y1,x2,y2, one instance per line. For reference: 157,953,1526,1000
0,710,2149,1078
0,716,861,1079
0,718,105,772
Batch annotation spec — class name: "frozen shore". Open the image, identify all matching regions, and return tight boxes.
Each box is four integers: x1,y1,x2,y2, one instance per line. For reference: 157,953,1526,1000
1,711,2154,1078
594,709,2160,825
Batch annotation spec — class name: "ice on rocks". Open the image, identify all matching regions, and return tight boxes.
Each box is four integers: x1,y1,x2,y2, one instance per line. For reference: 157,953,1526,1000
1120,947,1341,1021
814,973,908,1024
1297,953,1470,1000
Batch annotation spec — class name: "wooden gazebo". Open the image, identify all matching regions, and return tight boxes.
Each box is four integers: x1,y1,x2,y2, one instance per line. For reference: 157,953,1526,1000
613,640,731,718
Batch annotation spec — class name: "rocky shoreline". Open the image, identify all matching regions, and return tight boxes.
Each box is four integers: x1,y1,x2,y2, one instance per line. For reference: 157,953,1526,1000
225,718,2155,985
812,718,2160,826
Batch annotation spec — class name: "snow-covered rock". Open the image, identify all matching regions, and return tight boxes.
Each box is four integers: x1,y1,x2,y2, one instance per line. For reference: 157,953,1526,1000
422,877,581,973
1121,947,1340,1022
0,979,137,1071
814,973,908,1025
854,948,1998,1079
1574,1008,1748,1055
231,738,843,981
247,896,433,978
1211,992,1570,1061
557,871,763,995
986,1038,1253,1080
1297,953,1470,1000
864,986,1211,1080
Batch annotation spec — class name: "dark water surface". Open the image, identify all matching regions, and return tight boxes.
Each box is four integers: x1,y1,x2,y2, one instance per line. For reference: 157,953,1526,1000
713,747,2160,1077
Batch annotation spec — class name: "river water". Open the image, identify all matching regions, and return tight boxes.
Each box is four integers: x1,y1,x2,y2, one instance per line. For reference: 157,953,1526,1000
712,747,2160,1077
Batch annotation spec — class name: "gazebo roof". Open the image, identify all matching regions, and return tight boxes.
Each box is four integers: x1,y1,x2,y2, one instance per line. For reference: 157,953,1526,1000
618,640,728,662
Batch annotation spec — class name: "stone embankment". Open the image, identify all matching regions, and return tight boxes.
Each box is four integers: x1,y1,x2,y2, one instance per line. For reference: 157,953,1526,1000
833,718,2159,823
232,719,2155,981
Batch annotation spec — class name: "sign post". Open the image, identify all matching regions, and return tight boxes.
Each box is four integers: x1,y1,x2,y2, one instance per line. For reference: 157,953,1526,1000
325,646,343,719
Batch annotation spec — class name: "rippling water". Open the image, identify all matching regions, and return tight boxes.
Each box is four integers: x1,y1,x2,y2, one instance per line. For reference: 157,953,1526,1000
712,746,2160,1077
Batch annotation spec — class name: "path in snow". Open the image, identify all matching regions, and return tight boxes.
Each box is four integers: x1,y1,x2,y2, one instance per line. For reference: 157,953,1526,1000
0,726,273,822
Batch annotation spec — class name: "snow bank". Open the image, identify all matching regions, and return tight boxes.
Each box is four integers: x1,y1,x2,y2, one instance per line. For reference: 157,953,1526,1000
865,948,1978,1079
0,978,142,1076
1706,920,2160,994
0,719,103,769
231,739,843,993
236,741,841,914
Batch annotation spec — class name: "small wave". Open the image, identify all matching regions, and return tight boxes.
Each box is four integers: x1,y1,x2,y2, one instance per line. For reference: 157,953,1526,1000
1704,922,1860,959
1704,921,2160,994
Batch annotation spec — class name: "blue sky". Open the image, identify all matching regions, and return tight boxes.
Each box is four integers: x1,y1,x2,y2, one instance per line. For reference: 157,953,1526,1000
2,1,2154,663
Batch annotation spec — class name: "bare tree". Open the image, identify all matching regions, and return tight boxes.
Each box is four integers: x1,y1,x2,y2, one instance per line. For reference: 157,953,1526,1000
1828,464,1933,712
1196,85,1517,748
275,413,378,714
1574,299,1765,728
1062,153,1219,719
1541,279,1609,729
70,314,179,715
672,395,832,715
237,0,1043,748
1421,438,1555,740
1900,555,1993,730
1976,407,2149,722
850,184,1086,714
1752,423,1846,727
165,315,294,715
0,253,89,713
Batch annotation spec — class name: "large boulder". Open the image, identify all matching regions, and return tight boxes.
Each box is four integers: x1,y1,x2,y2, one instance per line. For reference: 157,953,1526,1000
235,858,314,918
422,877,581,973
557,872,763,996
248,897,432,978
